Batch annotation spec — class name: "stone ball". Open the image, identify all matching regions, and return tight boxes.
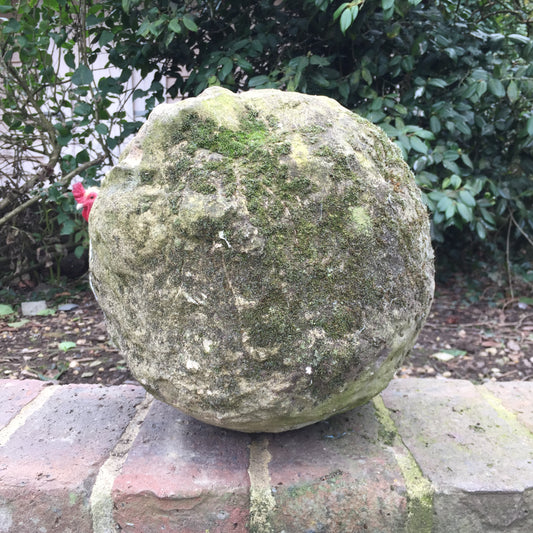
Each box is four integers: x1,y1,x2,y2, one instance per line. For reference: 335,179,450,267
89,87,434,432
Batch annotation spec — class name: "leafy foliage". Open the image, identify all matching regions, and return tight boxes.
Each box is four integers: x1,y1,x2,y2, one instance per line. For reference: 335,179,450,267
1,0,532,285
0,0,162,284
118,0,532,253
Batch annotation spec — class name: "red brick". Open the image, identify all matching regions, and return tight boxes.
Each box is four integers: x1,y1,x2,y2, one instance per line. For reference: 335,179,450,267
112,400,251,533
0,379,47,429
0,383,145,533
267,402,408,532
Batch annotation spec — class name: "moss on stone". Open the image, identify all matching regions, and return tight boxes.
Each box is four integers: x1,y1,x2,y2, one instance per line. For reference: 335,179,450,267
90,87,434,432
373,396,434,533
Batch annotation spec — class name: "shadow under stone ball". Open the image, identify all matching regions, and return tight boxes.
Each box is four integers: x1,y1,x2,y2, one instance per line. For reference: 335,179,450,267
89,87,434,432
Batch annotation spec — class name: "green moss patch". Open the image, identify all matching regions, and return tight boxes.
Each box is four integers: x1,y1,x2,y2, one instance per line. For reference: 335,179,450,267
90,87,434,432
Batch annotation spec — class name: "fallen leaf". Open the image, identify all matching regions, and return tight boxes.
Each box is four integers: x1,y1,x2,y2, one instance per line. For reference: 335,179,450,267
481,340,501,347
431,352,457,362
431,349,467,362
58,303,79,312
7,319,30,328
58,341,77,352
506,339,521,352
0,304,14,316
37,308,56,316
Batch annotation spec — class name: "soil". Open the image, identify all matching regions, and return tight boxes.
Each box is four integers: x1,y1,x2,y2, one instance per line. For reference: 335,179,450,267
1,274,532,386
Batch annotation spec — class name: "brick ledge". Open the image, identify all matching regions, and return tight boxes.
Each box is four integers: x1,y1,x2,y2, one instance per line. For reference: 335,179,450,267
0,378,532,533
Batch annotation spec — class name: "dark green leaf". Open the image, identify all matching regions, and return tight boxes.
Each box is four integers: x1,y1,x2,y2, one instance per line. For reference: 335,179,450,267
410,136,427,154
444,47,457,61
65,51,76,69
340,6,357,34
443,160,461,175
49,31,66,46
338,81,349,100
459,189,476,207
95,123,109,135
480,208,496,226
398,133,410,151
428,190,446,202
168,18,182,34
450,175,462,189
361,68,372,85
506,80,519,103
488,78,505,97
99,30,114,47
457,202,473,222
413,129,435,140
476,80,487,96
71,65,93,86
3,18,21,33
248,75,271,88
527,117,533,136
429,116,441,134
219,57,233,80
86,14,102,27
437,195,453,212
445,201,456,219
475,221,486,239
76,149,90,164
454,120,471,136
74,102,92,116
136,20,151,37
60,220,76,235
333,3,349,21
427,78,448,88
309,55,330,66
460,153,474,169
383,6,394,20
57,134,73,146
182,15,198,32
509,34,530,45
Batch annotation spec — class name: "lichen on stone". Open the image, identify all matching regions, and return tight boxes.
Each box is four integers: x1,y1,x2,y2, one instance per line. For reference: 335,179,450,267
90,87,434,432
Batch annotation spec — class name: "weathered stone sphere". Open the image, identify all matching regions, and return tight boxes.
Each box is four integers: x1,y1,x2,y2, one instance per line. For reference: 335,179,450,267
90,87,434,432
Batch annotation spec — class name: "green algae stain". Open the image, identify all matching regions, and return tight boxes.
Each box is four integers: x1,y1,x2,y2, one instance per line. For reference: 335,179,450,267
348,206,373,235
373,396,434,533
91,88,434,432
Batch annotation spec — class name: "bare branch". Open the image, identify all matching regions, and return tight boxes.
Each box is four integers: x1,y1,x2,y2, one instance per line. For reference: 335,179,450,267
0,154,105,227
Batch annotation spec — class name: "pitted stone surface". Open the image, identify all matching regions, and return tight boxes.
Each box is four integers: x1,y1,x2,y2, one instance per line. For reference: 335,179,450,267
381,378,533,533
90,87,434,432
483,381,533,432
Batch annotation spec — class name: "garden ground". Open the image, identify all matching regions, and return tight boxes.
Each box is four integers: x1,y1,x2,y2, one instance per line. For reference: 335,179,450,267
1,272,532,386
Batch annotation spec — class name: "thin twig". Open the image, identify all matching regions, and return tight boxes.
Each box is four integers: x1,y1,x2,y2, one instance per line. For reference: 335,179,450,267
506,214,514,300
510,211,533,248
0,154,105,227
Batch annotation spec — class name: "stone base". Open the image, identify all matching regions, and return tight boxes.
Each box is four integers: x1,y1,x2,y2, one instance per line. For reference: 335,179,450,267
0,378,532,532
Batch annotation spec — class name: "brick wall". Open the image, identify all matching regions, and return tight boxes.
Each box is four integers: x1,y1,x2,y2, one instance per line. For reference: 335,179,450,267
0,378,532,532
